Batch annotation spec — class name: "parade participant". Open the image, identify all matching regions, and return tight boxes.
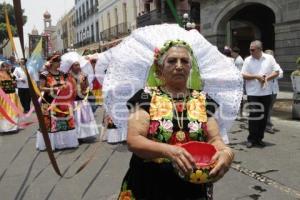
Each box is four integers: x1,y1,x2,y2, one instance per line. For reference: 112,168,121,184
0,61,21,133
95,48,126,143
241,41,280,148
13,58,31,113
90,58,102,112
60,52,99,140
102,24,242,147
36,54,79,151
231,47,244,71
118,40,234,199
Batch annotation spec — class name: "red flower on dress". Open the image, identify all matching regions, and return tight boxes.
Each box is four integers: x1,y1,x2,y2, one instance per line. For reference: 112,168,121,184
149,120,160,135
176,102,185,113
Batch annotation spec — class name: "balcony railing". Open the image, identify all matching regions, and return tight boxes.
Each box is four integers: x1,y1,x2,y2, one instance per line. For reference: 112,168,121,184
100,22,129,41
73,37,96,48
137,9,189,28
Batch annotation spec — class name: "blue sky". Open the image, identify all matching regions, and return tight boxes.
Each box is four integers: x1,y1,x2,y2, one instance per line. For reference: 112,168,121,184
1,0,74,46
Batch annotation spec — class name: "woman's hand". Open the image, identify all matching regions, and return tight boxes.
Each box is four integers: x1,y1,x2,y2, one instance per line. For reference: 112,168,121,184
209,148,234,182
165,145,196,176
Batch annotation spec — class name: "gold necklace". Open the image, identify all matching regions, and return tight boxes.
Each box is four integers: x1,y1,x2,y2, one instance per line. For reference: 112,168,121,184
171,98,186,142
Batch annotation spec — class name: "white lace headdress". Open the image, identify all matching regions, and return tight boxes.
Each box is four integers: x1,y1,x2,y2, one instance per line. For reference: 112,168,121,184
100,24,243,143
60,52,94,85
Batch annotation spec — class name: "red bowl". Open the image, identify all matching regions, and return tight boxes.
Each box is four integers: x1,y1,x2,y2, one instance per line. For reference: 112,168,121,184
180,141,217,166
177,141,217,184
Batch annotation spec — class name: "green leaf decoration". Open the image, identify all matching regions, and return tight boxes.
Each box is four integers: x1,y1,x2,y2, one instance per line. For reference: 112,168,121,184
157,134,164,142
122,182,128,191
187,57,202,90
189,132,198,140
162,131,172,142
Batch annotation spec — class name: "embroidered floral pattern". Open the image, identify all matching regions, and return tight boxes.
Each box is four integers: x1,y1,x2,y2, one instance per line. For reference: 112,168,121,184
187,93,207,122
119,87,214,199
149,94,173,120
146,87,209,154
119,182,135,200
149,120,160,135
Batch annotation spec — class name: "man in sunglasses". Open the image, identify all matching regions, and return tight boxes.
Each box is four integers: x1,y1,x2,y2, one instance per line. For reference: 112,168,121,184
241,40,280,148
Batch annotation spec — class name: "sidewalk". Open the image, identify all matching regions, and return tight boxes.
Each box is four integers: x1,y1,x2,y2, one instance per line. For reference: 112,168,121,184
276,91,293,100
274,91,294,113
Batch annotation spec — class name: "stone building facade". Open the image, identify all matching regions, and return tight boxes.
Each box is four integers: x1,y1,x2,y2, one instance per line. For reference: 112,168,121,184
200,0,300,90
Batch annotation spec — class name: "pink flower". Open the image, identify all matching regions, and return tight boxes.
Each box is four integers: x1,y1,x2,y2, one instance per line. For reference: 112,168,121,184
149,120,160,135
160,120,173,132
188,121,201,132
154,47,160,54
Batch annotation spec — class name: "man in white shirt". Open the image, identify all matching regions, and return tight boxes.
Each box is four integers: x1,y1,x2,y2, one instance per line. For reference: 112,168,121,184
241,40,280,148
231,47,244,71
13,58,31,113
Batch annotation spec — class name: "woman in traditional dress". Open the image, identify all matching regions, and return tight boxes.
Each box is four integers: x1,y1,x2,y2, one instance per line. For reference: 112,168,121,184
60,52,99,140
118,40,234,200
0,61,21,133
90,58,103,113
36,54,79,151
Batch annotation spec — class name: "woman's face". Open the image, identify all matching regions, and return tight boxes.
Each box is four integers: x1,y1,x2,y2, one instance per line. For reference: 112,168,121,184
51,60,60,70
71,62,81,74
159,47,191,87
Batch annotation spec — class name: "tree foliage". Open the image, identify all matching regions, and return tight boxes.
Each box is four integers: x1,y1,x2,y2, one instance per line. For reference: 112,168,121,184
0,3,27,45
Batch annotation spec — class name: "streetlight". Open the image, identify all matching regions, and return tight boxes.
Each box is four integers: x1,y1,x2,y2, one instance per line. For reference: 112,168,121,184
183,13,189,20
191,22,196,29
182,13,189,29
182,13,195,30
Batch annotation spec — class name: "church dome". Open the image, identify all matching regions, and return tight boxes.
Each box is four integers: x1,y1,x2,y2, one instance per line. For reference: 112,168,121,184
43,11,51,19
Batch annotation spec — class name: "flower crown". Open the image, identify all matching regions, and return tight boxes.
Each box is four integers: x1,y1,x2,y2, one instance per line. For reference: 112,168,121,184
153,39,194,65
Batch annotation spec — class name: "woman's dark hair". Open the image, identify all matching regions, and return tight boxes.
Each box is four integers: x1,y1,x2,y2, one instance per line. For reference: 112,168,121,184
223,49,231,57
232,47,240,54
48,54,61,63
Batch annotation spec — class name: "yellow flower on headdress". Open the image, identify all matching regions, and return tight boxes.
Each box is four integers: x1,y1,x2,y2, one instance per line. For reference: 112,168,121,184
187,94,207,122
150,94,173,120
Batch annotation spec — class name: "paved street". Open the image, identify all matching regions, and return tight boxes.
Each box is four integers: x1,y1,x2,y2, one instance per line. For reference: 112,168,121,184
0,108,299,200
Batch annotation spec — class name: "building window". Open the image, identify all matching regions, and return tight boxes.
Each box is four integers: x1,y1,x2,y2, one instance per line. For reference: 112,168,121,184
108,12,111,29
96,21,99,41
144,3,150,13
79,7,82,23
123,3,127,23
95,0,98,11
76,10,79,24
82,4,85,20
86,1,89,16
87,26,90,42
90,0,93,12
91,24,94,42
115,7,118,26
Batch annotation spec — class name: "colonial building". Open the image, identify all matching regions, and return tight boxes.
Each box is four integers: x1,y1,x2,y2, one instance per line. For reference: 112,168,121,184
55,8,76,52
98,0,139,50
67,8,76,51
199,0,300,91
74,0,101,52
